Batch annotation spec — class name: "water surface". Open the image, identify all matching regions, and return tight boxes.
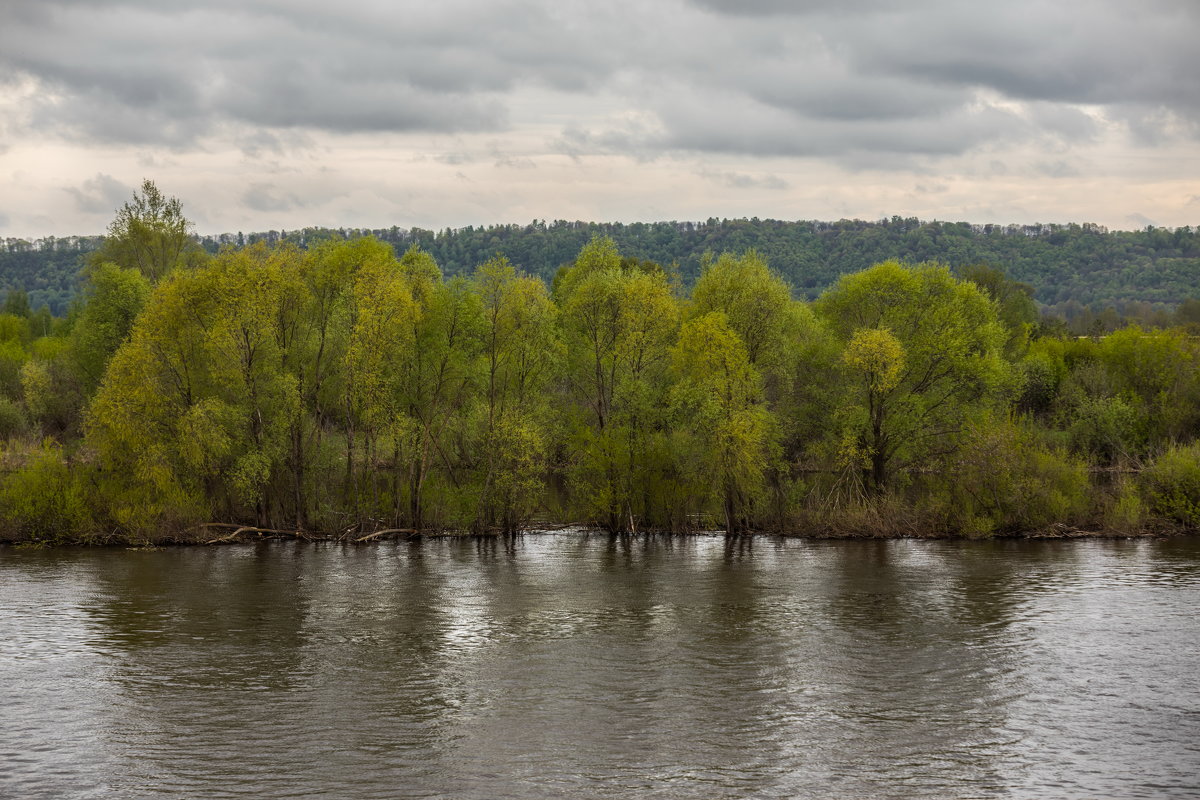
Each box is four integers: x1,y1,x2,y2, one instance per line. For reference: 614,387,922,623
2,535,1199,798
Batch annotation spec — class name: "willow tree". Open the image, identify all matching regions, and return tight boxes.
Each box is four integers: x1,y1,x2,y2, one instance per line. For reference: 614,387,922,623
394,259,484,531
690,251,792,373
815,260,1006,492
558,236,678,532
472,256,559,533
86,245,303,531
671,312,772,533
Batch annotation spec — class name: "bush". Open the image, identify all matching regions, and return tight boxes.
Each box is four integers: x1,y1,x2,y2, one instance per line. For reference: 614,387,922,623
1103,475,1148,533
942,418,1089,535
1140,443,1200,528
0,441,93,543
0,396,29,440
1067,395,1144,464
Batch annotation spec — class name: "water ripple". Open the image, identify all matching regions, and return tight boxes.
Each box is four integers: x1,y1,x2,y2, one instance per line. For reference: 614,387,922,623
1,537,1199,798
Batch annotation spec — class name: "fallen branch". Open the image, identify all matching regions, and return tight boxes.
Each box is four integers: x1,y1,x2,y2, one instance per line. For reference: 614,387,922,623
203,525,312,544
354,528,418,543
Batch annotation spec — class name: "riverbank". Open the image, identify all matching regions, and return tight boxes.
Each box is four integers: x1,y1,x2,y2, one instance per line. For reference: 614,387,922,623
2,517,1188,547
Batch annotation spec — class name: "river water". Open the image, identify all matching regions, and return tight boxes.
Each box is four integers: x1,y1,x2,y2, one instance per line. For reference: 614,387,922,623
2,535,1198,799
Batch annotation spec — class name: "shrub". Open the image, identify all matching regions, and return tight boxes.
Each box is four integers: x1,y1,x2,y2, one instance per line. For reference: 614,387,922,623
1140,443,1200,528
0,441,93,543
1099,479,1147,534
942,418,1089,535
0,396,29,440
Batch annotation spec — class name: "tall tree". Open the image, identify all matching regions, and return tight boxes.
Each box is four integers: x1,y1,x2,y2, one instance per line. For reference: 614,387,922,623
94,180,203,284
815,261,1006,492
558,236,678,532
671,312,772,533
472,256,559,533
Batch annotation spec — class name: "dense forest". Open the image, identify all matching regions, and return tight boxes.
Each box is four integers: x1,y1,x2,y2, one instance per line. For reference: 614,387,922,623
5,215,1200,319
1,181,1199,544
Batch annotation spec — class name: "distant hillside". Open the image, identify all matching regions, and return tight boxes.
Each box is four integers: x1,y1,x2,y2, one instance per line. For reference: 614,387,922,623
4,217,1199,315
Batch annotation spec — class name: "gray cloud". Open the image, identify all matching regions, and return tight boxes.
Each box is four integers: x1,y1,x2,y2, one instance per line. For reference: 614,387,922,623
493,151,537,170
241,182,304,213
700,170,789,190
63,173,132,214
690,0,890,16
435,152,473,166
1,0,1197,166
1035,160,1081,179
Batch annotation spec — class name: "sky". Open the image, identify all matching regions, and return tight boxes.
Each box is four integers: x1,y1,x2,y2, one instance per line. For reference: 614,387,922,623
0,0,1198,238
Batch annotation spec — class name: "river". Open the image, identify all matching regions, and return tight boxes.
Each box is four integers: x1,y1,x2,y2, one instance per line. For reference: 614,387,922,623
2,535,1198,798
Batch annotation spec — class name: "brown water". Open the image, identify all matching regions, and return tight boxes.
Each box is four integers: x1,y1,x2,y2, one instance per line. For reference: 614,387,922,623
2,535,1199,799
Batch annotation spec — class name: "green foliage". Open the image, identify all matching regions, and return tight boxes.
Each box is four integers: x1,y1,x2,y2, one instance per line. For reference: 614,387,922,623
0,395,29,440
816,260,1007,491
1140,443,1200,528
94,179,205,283
71,261,151,392
940,418,1089,535
690,251,792,370
5,197,1200,543
9,216,1200,325
0,441,93,543
3,289,31,318
559,239,679,532
1066,396,1142,464
670,312,773,532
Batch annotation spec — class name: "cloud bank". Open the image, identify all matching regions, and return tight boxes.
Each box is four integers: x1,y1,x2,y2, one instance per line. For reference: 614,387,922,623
0,0,1196,234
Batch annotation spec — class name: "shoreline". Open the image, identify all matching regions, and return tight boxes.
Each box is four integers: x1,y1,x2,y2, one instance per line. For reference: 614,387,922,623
2,523,1189,548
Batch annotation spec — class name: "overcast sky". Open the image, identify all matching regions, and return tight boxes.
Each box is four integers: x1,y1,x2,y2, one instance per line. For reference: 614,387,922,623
1,0,1197,237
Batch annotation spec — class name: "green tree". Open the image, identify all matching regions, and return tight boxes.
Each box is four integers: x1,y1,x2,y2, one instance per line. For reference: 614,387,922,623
3,289,30,318
815,261,1007,491
86,244,304,532
559,237,678,532
472,256,559,532
94,179,203,284
70,262,151,392
670,312,772,533
960,264,1037,355
690,251,792,371
395,267,483,531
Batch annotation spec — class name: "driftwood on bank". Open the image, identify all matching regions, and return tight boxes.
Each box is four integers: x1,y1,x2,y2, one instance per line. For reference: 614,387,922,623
200,523,313,544
197,522,426,544
353,528,418,543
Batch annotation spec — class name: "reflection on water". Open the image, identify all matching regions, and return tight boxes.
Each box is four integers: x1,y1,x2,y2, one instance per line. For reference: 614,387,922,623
2,536,1199,799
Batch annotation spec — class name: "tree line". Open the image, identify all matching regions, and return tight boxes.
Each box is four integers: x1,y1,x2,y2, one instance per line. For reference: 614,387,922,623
6,214,1200,319
1,182,1199,543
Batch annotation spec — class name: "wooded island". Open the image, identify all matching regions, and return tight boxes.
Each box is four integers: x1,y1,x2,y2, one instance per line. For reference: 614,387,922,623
2,182,1198,544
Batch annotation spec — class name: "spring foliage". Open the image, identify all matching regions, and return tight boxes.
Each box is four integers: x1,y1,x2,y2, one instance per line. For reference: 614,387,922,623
3,185,1200,541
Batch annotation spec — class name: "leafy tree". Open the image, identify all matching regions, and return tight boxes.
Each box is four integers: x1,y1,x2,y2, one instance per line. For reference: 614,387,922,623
94,179,203,284
86,245,303,531
959,264,1037,355
690,251,792,371
815,261,1007,491
670,312,772,533
396,270,483,531
70,262,151,392
559,237,678,532
340,238,420,525
472,256,559,532
3,289,30,318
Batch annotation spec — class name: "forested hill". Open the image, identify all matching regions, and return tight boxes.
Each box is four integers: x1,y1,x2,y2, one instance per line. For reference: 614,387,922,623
5,217,1199,315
